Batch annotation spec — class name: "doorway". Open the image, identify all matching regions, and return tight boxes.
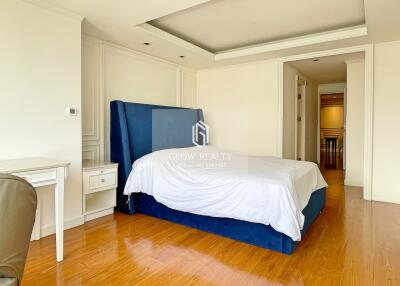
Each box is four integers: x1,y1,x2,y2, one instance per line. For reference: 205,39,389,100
320,92,345,170
280,47,371,197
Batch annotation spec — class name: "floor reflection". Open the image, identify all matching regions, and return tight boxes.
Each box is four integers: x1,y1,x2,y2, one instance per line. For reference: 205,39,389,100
22,169,400,285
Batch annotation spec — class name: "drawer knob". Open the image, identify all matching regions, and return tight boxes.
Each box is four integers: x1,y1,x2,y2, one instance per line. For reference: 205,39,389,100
101,179,105,183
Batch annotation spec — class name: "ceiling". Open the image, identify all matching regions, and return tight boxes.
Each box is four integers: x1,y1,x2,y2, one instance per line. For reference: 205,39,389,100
289,52,364,84
23,0,400,69
150,0,365,52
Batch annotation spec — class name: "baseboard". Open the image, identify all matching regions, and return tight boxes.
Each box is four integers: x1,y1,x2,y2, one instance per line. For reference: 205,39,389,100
84,208,114,222
344,179,363,188
40,215,85,238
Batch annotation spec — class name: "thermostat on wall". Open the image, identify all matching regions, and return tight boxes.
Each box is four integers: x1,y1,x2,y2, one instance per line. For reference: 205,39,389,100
66,107,78,116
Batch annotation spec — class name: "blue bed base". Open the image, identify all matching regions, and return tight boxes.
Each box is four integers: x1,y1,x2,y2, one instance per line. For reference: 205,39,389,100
110,100,326,254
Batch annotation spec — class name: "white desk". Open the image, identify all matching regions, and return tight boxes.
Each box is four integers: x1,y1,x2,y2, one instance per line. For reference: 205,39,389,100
0,158,70,262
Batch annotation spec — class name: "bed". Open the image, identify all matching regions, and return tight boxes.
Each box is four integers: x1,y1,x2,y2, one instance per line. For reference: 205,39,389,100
110,100,327,254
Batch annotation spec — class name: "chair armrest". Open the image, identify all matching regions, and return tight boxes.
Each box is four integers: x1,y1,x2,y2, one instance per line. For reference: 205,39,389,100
0,278,18,286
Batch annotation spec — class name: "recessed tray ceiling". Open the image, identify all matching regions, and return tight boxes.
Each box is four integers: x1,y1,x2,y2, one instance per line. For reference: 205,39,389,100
149,0,365,52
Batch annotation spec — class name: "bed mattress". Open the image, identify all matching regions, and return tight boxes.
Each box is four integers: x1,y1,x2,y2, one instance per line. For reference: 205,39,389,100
124,146,327,241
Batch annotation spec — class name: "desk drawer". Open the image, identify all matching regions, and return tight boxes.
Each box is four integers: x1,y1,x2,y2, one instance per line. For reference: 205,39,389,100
13,169,57,187
85,168,117,194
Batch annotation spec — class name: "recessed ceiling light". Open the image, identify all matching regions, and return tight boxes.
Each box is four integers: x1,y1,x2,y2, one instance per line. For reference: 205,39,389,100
144,42,150,46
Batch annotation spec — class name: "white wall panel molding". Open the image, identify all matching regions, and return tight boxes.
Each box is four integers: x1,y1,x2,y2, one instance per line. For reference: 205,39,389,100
82,144,100,161
82,36,104,161
101,41,181,70
101,42,180,160
82,36,196,161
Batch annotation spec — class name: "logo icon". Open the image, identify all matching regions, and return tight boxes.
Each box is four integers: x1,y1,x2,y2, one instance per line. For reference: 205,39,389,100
192,120,209,147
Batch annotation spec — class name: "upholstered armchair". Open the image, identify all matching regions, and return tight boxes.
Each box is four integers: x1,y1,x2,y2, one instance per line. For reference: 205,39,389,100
0,174,37,286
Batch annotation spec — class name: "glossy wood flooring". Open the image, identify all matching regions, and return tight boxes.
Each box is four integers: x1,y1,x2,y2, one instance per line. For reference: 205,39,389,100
22,169,400,286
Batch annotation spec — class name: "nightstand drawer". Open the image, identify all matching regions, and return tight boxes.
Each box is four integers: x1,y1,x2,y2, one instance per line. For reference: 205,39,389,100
85,169,117,193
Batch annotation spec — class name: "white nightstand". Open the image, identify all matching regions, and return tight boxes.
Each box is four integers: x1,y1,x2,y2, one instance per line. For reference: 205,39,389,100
82,161,118,222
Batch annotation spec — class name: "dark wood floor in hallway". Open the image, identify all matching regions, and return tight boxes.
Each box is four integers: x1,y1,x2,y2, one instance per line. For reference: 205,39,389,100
22,168,400,285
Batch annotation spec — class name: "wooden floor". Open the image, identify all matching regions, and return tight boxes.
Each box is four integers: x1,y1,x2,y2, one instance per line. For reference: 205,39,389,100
22,169,400,285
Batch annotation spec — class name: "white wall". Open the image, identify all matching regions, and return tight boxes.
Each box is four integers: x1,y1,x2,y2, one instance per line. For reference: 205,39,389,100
197,61,279,156
345,59,365,187
320,106,344,128
82,36,197,160
0,0,83,234
372,41,400,204
195,43,400,204
181,68,197,108
282,64,318,162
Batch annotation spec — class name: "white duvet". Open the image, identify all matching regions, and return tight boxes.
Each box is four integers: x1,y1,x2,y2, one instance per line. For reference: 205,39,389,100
124,146,327,241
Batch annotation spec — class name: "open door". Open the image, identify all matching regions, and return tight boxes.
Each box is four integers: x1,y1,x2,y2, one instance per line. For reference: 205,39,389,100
343,87,347,175
295,76,306,161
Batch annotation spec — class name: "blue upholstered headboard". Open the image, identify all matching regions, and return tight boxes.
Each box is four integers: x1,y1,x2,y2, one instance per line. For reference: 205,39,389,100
110,100,205,214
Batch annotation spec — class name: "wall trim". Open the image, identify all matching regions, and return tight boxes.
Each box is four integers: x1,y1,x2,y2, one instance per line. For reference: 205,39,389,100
22,0,85,22
40,215,84,239
99,38,181,69
344,179,363,188
278,44,374,201
215,25,368,61
82,36,104,161
102,42,180,70
100,42,182,159
140,23,367,62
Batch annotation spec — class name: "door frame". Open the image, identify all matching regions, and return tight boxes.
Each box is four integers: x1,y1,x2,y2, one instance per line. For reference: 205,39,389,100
277,44,374,201
294,75,307,161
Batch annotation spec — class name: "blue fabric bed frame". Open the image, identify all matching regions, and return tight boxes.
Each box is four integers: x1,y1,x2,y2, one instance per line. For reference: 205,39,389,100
110,100,326,254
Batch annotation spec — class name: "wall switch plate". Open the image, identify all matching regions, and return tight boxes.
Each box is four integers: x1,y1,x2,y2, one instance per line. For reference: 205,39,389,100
66,107,78,116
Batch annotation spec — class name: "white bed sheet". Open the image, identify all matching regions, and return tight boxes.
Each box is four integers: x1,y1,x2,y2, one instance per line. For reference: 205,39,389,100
124,146,327,241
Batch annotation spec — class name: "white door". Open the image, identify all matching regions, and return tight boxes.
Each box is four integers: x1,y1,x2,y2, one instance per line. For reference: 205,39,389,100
295,76,306,161
343,87,347,173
